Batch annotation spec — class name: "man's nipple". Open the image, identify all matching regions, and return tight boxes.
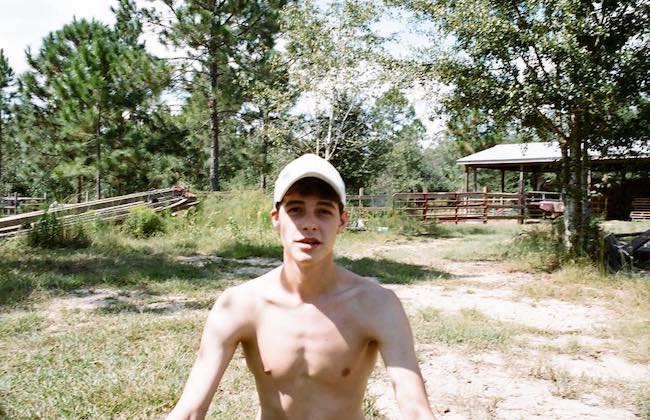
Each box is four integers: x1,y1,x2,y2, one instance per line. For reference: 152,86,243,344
341,367,351,377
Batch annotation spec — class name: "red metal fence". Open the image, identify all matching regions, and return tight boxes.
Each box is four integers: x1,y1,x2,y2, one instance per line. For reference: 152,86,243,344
349,191,570,223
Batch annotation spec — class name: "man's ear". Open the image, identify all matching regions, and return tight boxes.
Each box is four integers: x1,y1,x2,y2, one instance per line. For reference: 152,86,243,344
270,207,280,231
337,211,349,233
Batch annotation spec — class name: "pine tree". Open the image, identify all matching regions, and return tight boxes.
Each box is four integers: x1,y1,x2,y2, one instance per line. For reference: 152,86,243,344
18,1,170,199
0,49,15,194
144,0,289,191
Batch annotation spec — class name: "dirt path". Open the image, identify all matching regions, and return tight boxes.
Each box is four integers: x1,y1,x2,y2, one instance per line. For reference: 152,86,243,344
363,241,648,419
39,240,648,418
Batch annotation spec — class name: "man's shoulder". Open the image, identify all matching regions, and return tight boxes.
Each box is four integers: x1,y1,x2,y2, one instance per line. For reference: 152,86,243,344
213,267,280,311
336,266,398,306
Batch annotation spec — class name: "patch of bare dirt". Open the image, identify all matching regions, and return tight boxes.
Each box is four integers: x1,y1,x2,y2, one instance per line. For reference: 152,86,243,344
363,241,649,419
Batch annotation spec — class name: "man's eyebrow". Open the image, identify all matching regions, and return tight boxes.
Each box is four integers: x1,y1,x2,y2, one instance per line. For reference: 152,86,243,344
284,200,305,206
316,200,337,208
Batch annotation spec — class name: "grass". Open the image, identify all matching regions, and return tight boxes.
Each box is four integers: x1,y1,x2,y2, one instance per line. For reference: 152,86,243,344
518,262,650,363
529,361,582,399
0,309,258,419
413,307,529,351
436,222,523,262
2,191,650,417
637,386,650,420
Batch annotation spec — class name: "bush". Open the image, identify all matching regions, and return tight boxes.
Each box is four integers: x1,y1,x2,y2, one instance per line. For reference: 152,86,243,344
26,212,91,249
122,207,166,238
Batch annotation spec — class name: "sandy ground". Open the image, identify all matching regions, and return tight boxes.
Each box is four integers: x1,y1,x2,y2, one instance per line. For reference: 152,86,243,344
359,240,649,420
43,240,649,419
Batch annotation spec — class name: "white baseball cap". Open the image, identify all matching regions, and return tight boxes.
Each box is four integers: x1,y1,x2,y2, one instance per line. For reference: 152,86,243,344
273,154,346,206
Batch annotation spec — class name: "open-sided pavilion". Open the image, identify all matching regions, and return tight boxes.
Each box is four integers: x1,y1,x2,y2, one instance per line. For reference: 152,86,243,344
457,141,650,192
456,141,650,219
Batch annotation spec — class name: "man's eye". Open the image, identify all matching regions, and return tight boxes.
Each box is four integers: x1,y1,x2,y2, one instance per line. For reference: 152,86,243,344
287,207,301,214
318,209,333,216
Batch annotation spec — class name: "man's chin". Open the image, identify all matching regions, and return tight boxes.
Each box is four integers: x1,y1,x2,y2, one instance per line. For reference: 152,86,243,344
288,250,325,265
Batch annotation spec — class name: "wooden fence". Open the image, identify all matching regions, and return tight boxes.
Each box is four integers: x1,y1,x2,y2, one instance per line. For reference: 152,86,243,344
1,194,47,216
0,187,197,238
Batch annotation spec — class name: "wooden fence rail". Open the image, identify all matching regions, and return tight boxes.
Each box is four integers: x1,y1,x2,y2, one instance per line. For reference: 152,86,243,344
1,194,47,216
0,187,197,238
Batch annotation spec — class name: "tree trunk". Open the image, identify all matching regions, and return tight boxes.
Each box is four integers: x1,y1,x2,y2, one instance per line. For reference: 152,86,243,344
260,109,269,191
209,60,219,192
95,107,102,199
563,136,588,256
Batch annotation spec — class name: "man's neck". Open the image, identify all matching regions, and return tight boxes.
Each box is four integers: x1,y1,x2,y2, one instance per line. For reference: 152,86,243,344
279,255,339,301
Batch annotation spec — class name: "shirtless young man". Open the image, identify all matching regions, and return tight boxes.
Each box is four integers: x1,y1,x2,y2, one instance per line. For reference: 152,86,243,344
168,154,435,420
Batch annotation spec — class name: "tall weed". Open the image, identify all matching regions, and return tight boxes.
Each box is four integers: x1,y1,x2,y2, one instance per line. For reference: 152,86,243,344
26,212,90,249
506,222,564,271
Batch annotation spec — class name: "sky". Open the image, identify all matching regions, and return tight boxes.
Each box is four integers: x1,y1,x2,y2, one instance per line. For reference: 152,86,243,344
0,0,443,142
0,1,118,74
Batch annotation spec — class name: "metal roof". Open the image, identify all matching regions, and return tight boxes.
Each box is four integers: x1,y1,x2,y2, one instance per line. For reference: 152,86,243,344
457,142,560,166
457,141,650,171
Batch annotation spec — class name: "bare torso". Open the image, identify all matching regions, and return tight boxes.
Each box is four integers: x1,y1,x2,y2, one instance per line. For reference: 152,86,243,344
233,267,384,420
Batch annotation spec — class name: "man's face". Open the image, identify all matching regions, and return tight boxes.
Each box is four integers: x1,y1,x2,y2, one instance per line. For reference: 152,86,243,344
271,191,348,265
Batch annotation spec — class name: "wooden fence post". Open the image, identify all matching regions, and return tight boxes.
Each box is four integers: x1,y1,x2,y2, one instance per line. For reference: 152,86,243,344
13,192,18,215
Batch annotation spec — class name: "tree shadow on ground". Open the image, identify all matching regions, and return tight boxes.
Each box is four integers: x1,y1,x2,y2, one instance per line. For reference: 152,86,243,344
336,257,450,285
217,241,282,259
0,247,243,307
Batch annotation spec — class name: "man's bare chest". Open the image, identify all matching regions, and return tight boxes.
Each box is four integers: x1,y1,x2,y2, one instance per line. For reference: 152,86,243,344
251,303,377,385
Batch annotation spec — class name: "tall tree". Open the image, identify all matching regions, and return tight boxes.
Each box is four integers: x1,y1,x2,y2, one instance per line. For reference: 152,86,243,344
284,0,388,161
240,51,297,190
401,0,650,255
285,92,388,190
0,49,15,194
144,0,289,191
368,87,431,193
17,1,171,199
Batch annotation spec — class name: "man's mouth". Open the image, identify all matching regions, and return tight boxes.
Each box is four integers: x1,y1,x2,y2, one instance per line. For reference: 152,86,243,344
296,238,321,245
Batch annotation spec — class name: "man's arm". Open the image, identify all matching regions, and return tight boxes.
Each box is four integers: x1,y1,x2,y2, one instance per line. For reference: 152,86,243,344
167,288,249,420
373,288,436,420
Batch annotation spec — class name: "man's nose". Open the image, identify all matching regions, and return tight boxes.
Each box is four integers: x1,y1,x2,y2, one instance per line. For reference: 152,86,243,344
300,211,318,230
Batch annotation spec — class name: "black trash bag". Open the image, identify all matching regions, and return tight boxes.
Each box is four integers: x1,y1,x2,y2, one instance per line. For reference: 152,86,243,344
603,233,632,273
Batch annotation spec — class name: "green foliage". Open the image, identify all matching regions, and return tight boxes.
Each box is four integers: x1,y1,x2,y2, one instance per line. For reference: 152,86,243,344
16,6,172,198
27,212,90,249
0,48,16,192
122,207,166,238
402,0,650,256
144,0,289,191
282,1,399,191
368,88,434,193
